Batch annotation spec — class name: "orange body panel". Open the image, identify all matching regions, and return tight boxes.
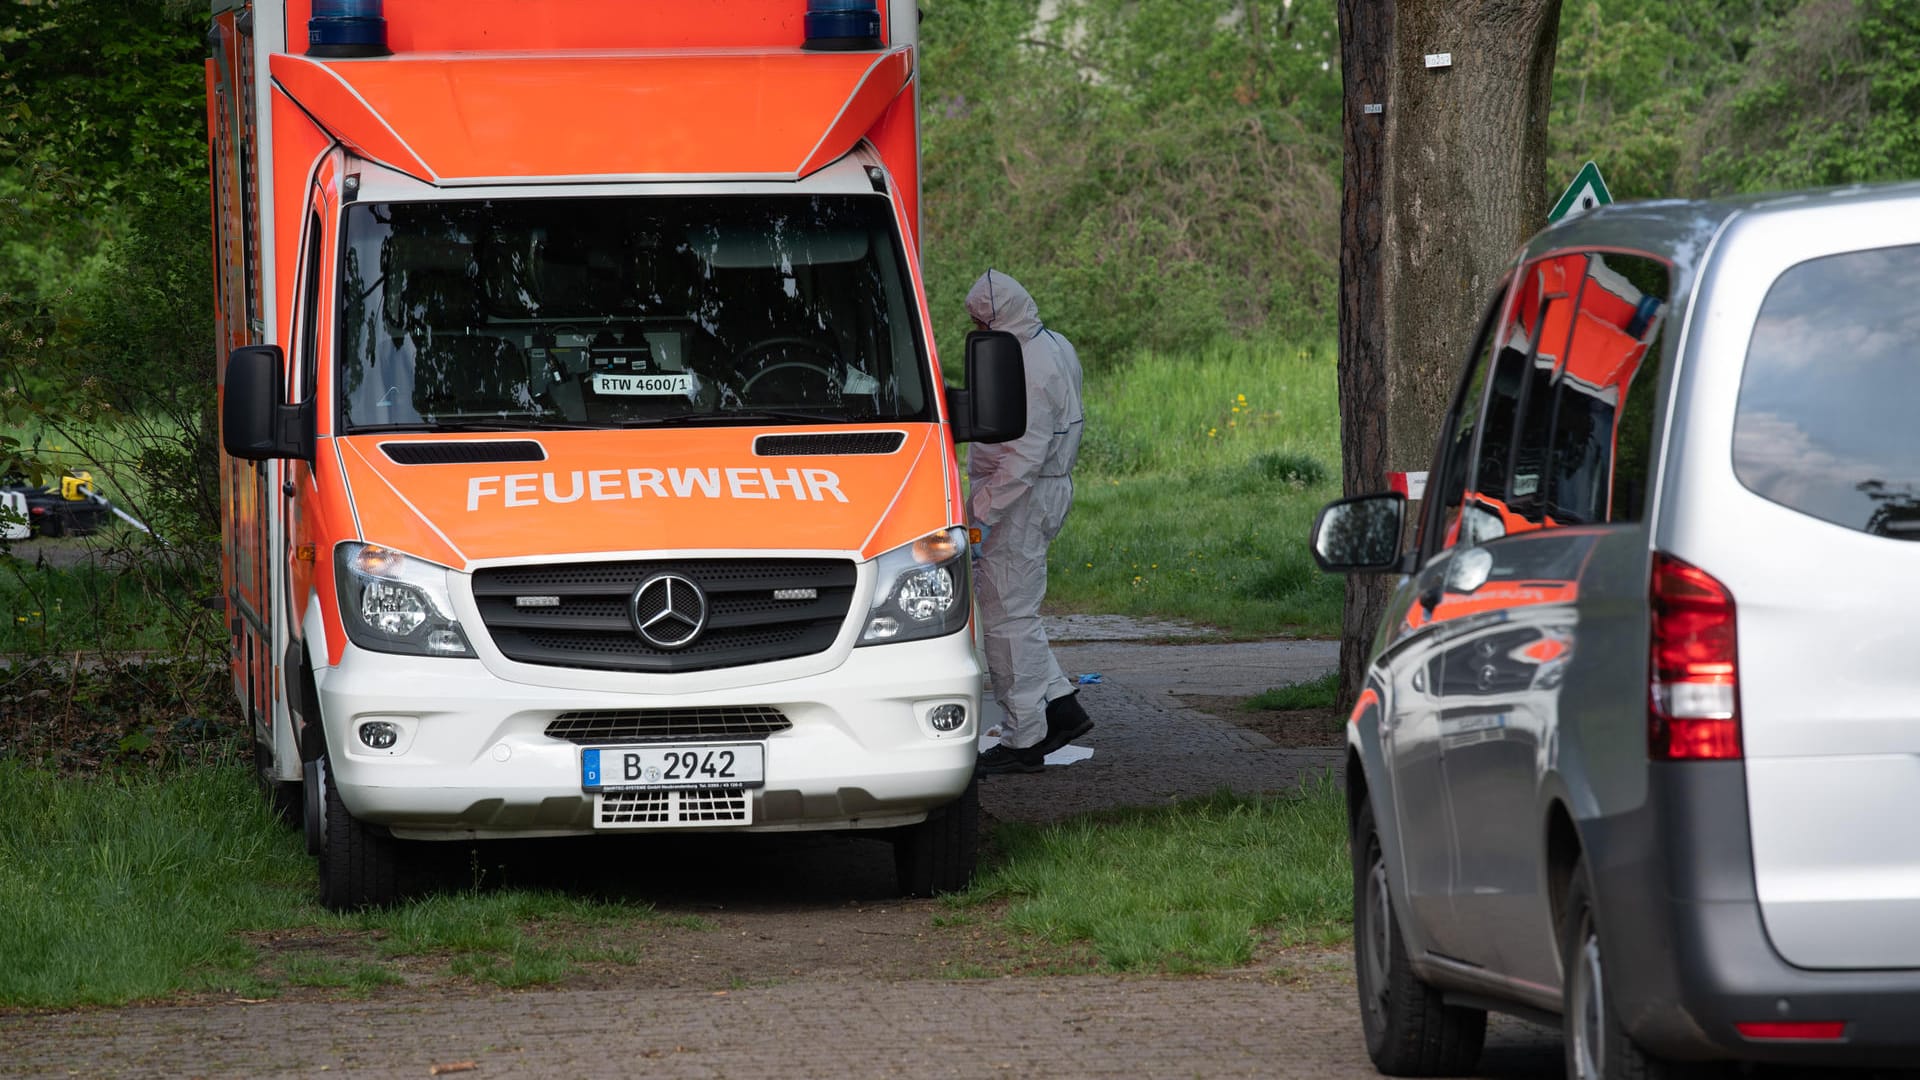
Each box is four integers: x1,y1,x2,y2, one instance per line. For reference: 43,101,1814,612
334,427,951,571
270,91,333,356
861,81,920,238
269,49,911,183
286,0,896,54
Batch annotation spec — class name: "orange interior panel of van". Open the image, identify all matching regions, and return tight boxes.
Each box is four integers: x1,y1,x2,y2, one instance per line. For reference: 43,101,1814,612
269,49,912,183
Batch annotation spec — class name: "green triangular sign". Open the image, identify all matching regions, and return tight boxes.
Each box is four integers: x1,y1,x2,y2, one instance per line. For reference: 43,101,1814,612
1549,160,1613,224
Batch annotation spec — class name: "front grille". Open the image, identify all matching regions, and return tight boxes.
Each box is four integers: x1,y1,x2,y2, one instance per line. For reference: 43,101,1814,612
754,431,906,456
597,787,752,827
473,559,856,673
546,706,791,745
381,439,545,464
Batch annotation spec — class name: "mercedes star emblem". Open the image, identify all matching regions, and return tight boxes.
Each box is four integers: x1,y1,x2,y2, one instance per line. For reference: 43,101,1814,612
631,572,709,650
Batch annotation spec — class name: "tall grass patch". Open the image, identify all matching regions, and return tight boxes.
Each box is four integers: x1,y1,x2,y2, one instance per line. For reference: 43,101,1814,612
1044,336,1343,637
0,761,312,1006
964,783,1351,972
0,761,683,1007
1,559,195,654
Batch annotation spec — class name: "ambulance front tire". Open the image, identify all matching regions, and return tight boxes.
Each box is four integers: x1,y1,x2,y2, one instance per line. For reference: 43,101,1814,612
315,753,402,911
892,774,980,898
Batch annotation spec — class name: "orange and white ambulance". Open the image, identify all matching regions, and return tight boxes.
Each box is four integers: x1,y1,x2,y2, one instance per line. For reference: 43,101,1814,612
207,0,1025,908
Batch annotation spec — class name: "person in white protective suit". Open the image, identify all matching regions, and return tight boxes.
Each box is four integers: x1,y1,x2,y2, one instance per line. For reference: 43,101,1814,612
966,270,1095,775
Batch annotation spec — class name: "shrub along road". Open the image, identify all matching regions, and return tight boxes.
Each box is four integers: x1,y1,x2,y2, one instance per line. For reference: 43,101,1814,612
0,622,1585,1078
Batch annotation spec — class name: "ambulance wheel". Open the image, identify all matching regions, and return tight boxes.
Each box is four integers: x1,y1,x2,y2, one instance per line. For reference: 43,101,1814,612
316,754,401,911
892,775,979,898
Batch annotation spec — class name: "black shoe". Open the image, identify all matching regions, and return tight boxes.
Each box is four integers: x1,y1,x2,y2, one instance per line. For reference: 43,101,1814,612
977,743,1045,775
1035,692,1095,757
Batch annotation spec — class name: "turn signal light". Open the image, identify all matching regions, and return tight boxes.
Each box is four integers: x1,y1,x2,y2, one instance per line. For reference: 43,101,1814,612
1735,1021,1846,1041
1649,553,1741,760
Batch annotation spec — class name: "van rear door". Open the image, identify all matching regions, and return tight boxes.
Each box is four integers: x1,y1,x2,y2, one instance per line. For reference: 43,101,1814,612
1675,206,1920,970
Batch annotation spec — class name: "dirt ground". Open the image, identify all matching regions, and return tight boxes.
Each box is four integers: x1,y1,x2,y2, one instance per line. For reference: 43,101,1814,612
1176,694,1345,749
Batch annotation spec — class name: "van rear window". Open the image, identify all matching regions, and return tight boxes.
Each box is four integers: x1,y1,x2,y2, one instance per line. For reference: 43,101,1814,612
1733,244,1920,541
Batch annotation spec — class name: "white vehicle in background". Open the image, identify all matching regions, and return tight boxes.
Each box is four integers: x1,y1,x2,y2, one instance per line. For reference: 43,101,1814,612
0,490,28,541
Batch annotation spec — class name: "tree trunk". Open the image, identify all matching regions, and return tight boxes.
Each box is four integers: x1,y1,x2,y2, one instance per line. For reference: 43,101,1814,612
1385,0,1562,471
1334,0,1563,714
1334,0,1394,716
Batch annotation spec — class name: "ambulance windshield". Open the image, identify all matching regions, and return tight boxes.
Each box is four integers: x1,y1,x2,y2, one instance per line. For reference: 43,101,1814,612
336,195,932,432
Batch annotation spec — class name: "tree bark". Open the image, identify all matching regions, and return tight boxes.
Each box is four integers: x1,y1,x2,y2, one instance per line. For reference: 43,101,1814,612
1334,0,1563,714
1334,0,1394,716
1384,0,1562,472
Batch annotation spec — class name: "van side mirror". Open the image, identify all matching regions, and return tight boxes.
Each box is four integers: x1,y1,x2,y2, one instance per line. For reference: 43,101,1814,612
1310,492,1406,573
222,344,314,461
945,330,1026,444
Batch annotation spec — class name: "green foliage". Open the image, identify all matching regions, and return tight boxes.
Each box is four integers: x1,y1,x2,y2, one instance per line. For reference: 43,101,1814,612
1043,336,1344,637
0,655,240,772
0,0,208,207
1549,0,1920,201
62,183,221,550
962,784,1351,970
1691,0,1920,192
920,0,1341,365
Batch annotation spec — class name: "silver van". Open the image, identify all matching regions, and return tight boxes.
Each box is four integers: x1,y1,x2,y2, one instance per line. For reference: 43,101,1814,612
1312,184,1920,1078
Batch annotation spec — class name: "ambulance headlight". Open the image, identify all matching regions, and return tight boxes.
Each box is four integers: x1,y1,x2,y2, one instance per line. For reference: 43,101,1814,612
859,528,968,645
335,542,474,657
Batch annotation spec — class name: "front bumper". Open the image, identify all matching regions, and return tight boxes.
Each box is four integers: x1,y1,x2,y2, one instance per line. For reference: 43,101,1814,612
1594,762,1920,1067
316,630,979,838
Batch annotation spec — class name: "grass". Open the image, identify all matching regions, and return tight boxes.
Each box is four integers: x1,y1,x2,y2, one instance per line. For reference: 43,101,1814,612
960,782,1352,972
0,760,687,1009
1037,336,1345,638
0,557,193,653
1245,671,1340,712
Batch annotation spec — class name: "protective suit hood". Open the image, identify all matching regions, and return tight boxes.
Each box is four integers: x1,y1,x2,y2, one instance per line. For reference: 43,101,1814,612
966,271,1044,341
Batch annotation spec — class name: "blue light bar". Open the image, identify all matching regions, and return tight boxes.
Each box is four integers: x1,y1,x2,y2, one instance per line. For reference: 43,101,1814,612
803,0,882,51
308,0,391,59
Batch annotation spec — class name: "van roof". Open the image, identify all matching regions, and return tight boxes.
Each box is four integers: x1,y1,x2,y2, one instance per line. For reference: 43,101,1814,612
1525,179,1920,274
269,48,912,186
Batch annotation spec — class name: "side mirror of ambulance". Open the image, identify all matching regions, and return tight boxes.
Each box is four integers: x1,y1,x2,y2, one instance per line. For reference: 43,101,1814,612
222,344,316,462
946,330,1026,444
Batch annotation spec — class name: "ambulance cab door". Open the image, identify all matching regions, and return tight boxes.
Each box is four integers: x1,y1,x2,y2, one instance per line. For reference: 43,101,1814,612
277,160,338,762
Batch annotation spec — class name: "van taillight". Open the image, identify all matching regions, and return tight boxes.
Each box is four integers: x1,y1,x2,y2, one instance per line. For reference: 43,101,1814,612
1649,553,1741,760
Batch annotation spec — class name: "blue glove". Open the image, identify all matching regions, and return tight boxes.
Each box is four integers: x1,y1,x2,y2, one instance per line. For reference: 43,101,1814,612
969,523,991,557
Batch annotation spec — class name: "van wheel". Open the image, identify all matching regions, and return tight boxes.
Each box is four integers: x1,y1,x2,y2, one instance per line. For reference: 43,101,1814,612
1354,798,1486,1076
316,755,401,911
892,775,979,897
1562,857,1720,1079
